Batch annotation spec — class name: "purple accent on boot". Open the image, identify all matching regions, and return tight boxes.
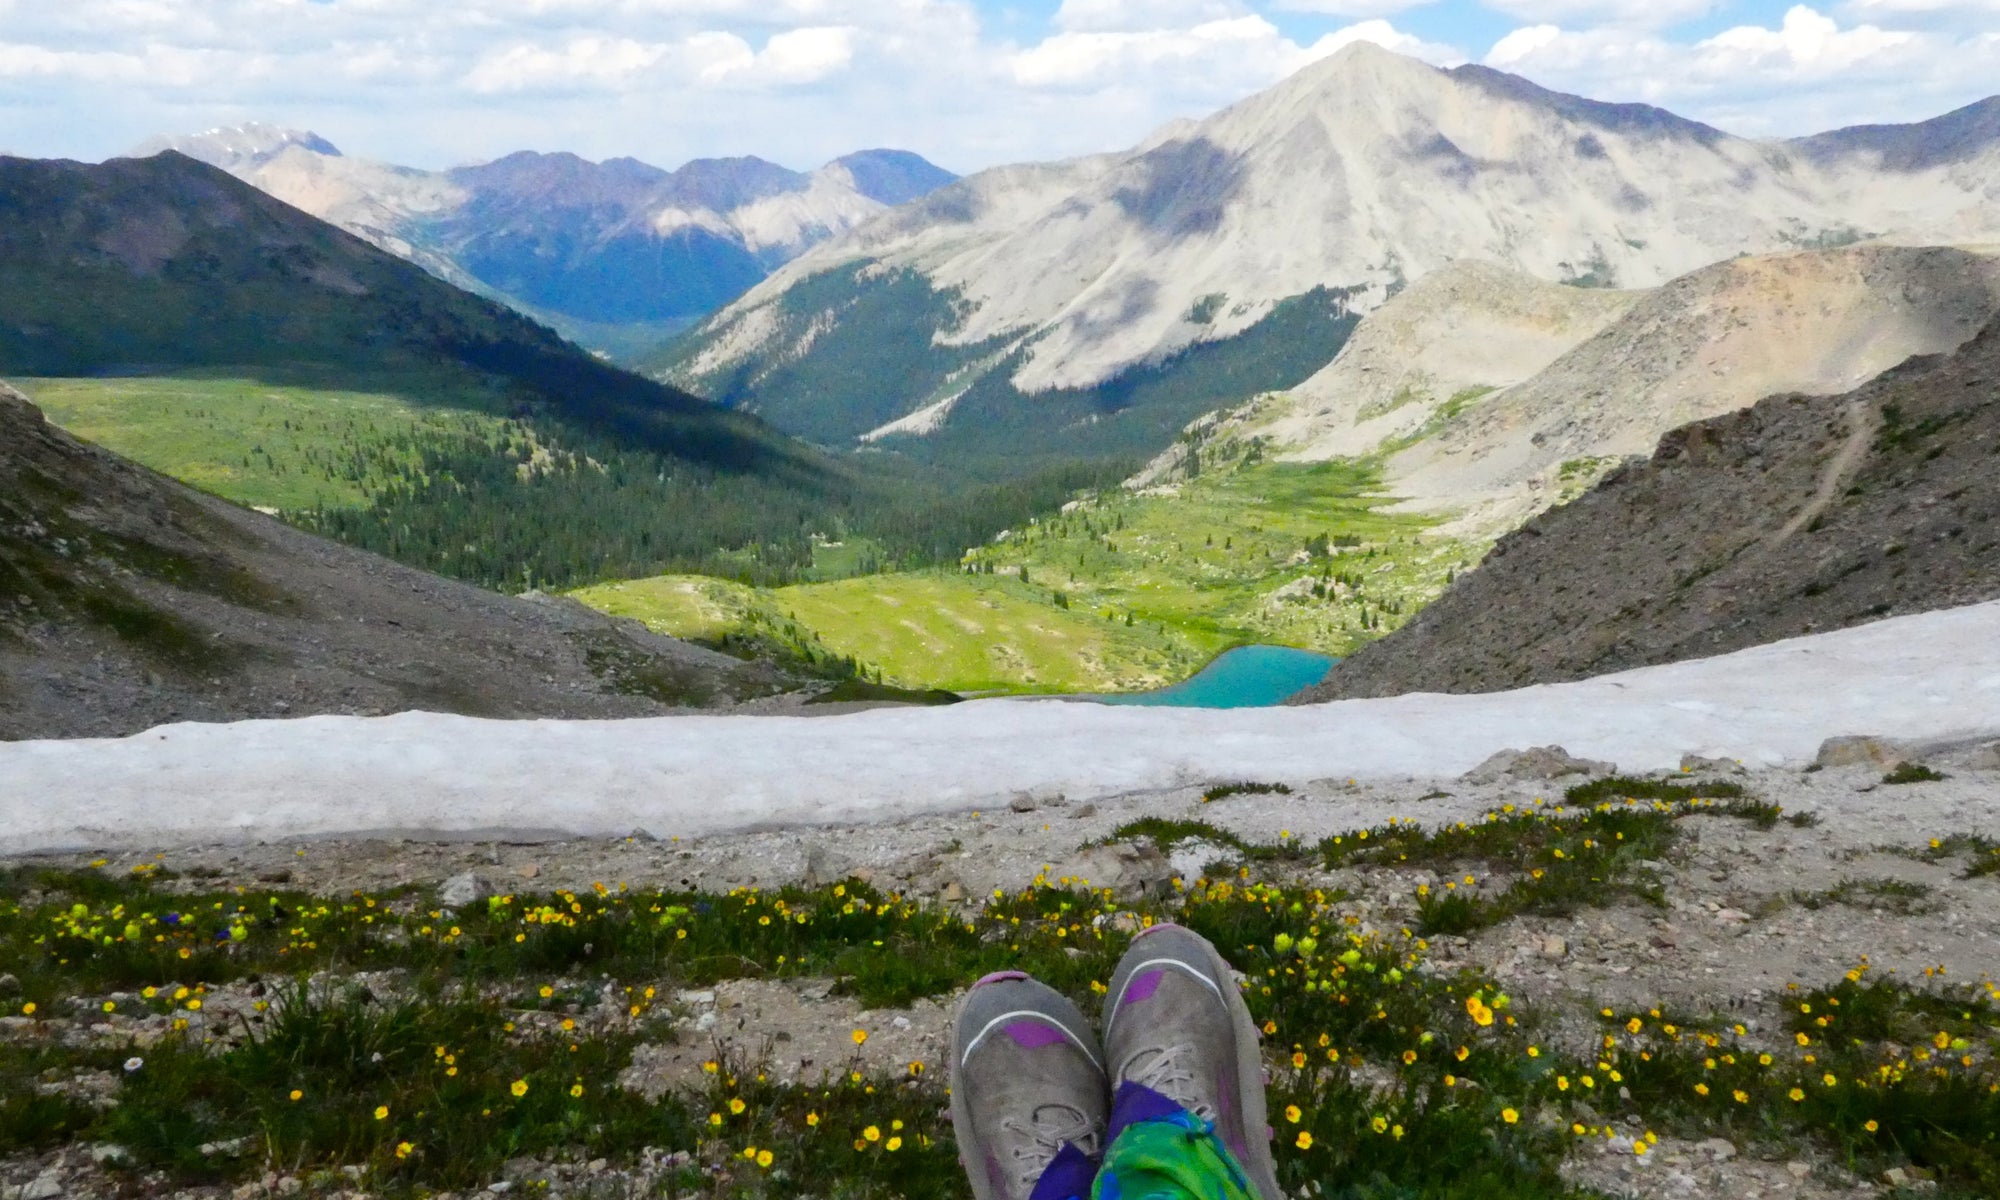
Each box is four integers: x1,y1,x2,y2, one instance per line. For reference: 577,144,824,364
1027,1140,1100,1200
974,970,1031,988
1122,966,1167,1005
1004,1018,1069,1049
1106,1080,1187,1141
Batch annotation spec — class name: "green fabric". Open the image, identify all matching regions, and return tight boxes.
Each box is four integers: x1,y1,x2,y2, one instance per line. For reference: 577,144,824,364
1091,1112,1258,1200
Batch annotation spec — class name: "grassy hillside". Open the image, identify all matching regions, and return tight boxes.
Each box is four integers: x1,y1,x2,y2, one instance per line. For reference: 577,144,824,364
18,372,520,512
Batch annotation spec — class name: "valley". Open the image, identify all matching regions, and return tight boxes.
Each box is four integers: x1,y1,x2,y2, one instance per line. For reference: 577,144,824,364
7,23,2000,1200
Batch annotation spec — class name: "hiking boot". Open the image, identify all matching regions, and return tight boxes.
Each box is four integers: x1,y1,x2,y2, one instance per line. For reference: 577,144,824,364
950,971,1109,1200
1102,923,1282,1199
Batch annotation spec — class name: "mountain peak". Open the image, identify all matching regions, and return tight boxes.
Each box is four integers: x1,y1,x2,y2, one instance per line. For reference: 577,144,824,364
823,149,957,206
127,122,341,170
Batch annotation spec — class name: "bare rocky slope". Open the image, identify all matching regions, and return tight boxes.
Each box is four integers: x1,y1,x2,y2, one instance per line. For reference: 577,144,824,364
0,383,799,741
1300,308,2000,699
1184,245,2000,540
669,43,2000,457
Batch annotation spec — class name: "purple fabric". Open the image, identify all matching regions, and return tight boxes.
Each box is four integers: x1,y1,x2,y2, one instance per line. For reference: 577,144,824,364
1028,1140,1100,1200
1005,1019,1070,1049
1107,1080,1186,1141
1122,967,1168,1005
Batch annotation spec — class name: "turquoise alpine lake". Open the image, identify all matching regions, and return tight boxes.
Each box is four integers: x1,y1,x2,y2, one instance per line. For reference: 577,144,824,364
1095,645,1338,709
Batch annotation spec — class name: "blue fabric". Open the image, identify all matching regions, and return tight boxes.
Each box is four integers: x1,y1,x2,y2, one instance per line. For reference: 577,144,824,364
1029,1141,1102,1200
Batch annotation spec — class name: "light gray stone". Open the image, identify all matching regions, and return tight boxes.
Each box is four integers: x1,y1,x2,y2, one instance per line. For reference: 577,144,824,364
20,1174,62,1200
1462,745,1614,784
1812,735,1907,769
438,871,495,908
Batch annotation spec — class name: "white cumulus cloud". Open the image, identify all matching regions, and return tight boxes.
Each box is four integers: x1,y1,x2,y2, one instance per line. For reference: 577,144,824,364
1477,0,1718,29
1272,0,1443,19
1011,14,1458,91
1484,5,1992,135
1053,0,1250,31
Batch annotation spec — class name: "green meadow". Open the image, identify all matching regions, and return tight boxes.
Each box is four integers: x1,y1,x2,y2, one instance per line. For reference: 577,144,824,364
575,453,1479,694
18,372,516,513
571,571,1203,695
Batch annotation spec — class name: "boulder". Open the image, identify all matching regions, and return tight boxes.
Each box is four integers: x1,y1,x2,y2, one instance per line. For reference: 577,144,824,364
1812,735,1907,769
1462,745,1614,784
1968,741,2000,771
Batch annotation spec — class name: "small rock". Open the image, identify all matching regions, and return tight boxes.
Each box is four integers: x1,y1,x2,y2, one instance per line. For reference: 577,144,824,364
1095,911,1145,935
255,868,294,884
1969,741,2000,771
625,828,658,843
1462,745,1614,784
940,881,966,903
1069,803,1097,819
89,1143,130,1166
1786,1161,1810,1180
1813,735,1907,769
0,972,18,996
1883,1167,1912,1187
1679,754,1746,775
20,1174,62,1200
1060,842,1174,900
439,872,495,908
803,844,854,889
1698,1137,1736,1161
1009,794,1038,813
200,1135,254,1157
488,1183,514,1194
1539,936,1568,960
515,863,541,880
1714,908,1751,924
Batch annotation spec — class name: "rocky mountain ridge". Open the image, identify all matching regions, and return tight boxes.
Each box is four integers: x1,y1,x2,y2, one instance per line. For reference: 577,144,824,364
126,124,956,349
670,42,2000,461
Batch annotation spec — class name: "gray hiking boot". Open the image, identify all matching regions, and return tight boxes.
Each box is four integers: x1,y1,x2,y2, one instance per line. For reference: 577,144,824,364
1103,923,1282,1199
950,971,1109,1200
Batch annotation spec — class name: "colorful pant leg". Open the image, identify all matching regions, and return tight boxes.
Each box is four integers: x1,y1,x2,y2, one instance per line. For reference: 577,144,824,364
1089,1083,1260,1200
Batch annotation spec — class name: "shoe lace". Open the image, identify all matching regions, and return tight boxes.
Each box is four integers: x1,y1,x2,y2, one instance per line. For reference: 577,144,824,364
1000,1102,1102,1187
1120,1043,1216,1123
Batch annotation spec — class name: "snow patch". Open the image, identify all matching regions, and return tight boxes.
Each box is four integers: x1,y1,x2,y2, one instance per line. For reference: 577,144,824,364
5,601,2000,855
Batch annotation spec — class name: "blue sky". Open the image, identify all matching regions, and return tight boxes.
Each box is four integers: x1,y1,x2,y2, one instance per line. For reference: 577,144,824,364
0,0,1993,173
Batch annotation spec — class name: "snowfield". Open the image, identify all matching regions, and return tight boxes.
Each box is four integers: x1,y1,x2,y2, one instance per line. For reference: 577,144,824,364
5,600,2000,855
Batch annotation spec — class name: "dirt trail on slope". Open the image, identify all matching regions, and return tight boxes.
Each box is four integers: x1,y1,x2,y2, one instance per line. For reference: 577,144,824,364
1768,401,1879,547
